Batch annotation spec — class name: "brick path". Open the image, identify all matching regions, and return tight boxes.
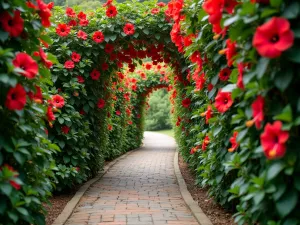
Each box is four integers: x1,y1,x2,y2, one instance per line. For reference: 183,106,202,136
65,132,199,225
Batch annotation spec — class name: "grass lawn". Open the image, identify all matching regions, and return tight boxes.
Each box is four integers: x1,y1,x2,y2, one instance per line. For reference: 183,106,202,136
152,129,174,138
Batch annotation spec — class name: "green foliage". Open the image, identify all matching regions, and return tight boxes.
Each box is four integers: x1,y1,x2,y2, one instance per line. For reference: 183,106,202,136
145,89,172,131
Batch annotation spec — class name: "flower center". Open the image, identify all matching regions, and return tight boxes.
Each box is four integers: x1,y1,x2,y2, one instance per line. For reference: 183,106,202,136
61,28,65,32
8,19,13,26
224,99,228,104
270,34,279,43
11,93,16,100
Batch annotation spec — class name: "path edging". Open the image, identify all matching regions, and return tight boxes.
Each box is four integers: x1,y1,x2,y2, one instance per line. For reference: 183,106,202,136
52,149,136,225
174,149,213,225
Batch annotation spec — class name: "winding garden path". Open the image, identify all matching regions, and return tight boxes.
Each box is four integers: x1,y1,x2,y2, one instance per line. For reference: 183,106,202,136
64,132,199,225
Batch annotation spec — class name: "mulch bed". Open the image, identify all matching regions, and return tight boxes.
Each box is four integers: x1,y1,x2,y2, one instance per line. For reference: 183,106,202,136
178,154,235,225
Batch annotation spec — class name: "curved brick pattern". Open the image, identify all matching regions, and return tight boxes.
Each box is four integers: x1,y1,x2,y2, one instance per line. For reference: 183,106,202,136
64,132,199,225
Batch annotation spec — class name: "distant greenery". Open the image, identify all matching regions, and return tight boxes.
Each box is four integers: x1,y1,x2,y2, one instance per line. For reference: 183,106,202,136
145,89,172,131
155,129,174,138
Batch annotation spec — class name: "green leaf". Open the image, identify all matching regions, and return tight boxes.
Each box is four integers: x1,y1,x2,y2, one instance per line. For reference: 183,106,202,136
13,152,26,165
222,84,237,92
0,31,9,42
274,105,293,122
16,207,29,216
270,0,282,7
283,218,300,225
267,161,285,181
256,57,270,79
58,117,64,124
285,46,300,63
0,183,12,196
294,176,300,191
253,191,265,205
63,155,70,163
143,29,150,35
276,189,298,218
282,2,300,19
274,68,293,92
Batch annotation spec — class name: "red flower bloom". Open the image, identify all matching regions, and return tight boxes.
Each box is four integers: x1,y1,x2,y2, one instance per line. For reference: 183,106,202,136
77,30,87,40
77,76,84,83
144,63,152,70
97,99,106,109
10,180,21,190
116,110,121,116
79,19,89,26
190,51,202,68
123,23,135,35
0,10,24,37
228,131,239,152
103,0,113,7
66,7,76,18
202,136,210,151
56,23,71,37
108,124,113,131
102,62,109,71
90,69,101,80
5,84,27,110
13,53,38,79
28,85,43,103
222,39,237,67
52,95,64,108
80,109,85,115
106,5,118,17
151,8,160,14
214,91,233,113
37,0,52,27
157,2,166,7
39,48,53,68
61,126,70,134
105,43,114,54
237,63,245,90
64,60,74,69
77,12,87,20
68,19,77,27
253,17,294,58
251,0,269,3
47,106,55,121
249,95,265,129
92,31,104,43
219,68,231,81
190,146,200,155
207,83,214,91
260,121,289,159
71,52,81,62
201,105,213,124
182,98,191,108
195,73,206,91
183,34,195,47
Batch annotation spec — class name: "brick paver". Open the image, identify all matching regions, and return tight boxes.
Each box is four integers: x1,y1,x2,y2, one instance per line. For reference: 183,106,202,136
65,132,199,225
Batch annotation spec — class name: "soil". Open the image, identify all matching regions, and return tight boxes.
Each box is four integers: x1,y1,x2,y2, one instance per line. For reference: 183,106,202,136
178,154,235,225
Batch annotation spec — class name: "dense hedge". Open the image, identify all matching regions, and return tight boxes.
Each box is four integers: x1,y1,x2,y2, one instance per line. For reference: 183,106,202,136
170,0,300,224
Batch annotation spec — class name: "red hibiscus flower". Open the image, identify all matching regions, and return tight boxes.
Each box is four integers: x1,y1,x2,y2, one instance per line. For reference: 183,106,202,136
37,0,52,27
71,52,81,62
39,48,53,68
52,95,64,108
64,60,74,69
219,68,232,81
77,11,86,20
102,62,109,71
123,23,135,35
106,5,118,17
56,23,71,37
260,121,289,159
13,53,38,79
183,34,195,47
202,136,210,151
207,83,214,91
253,17,294,58
61,126,70,134
247,95,265,129
151,8,160,14
228,131,239,152
92,31,104,43
190,146,200,154
251,0,270,3
103,0,113,7
97,99,106,109
105,43,114,54
68,19,77,27
176,116,181,126
219,39,237,67
201,105,213,124
157,2,166,7
90,69,101,80
0,11,24,37
116,110,121,116
195,73,206,91
77,30,87,40
144,63,152,70
77,76,84,83
5,84,27,110
66,7,76,17
79,19,89,26
237,63,245,90
182,98,191,108
190,51,202,68
28,85,43,103
214,91,233,113
107,124,113,131
47,106,55,121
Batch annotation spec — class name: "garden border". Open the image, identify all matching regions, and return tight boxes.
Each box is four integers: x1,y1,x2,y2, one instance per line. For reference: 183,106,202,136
174,149,213,225
51,149,136,225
